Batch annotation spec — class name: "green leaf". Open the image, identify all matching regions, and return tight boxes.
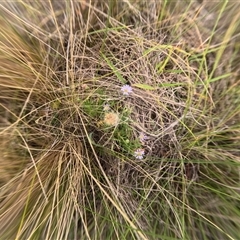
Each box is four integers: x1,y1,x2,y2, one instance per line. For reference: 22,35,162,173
195,73,232,86
159,82,185,87
132,83,157,90
101,53,126,84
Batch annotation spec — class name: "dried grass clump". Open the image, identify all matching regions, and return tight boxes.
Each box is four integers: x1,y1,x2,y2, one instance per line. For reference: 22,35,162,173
0,1,240,239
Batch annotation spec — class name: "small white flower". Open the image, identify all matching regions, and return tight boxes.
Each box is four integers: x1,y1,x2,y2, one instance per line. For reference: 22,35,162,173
121,85,133,95
134,148,145,160
103,104,110,111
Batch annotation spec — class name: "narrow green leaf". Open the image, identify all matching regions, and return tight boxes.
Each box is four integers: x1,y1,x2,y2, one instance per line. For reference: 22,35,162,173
159,82,185,87
195,73,232,85
101,53,126,84
132,83,157,90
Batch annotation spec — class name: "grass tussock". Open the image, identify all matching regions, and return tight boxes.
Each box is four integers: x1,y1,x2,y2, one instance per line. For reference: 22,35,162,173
0,1,240,239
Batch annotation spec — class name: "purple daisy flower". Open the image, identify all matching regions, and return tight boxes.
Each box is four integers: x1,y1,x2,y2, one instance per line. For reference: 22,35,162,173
139,132,148,143
121,84,133,95
134,148,145,160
